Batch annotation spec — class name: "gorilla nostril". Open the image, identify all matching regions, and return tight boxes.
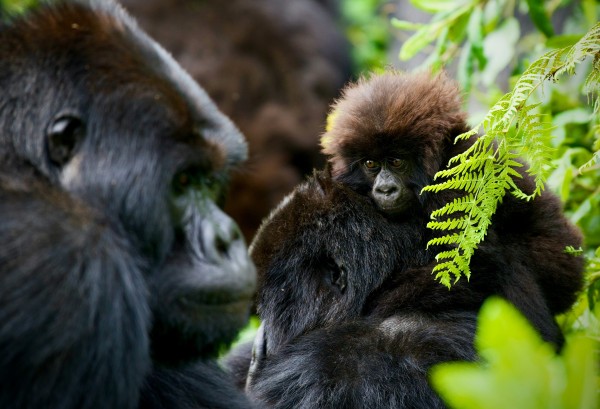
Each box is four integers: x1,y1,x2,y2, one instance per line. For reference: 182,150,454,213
377,185,397,195
231,227,242,242
215,235,230,258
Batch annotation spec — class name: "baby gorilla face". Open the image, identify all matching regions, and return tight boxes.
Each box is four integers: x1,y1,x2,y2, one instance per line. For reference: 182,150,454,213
361,157,416,215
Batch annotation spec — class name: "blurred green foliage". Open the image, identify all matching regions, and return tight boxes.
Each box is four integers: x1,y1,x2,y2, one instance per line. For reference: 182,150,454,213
340,0,391,73
431,297,598,409
0,0,38,16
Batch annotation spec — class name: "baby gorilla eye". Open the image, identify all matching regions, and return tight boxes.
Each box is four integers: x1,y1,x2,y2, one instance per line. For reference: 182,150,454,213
364,160,380,169
389,158,406,168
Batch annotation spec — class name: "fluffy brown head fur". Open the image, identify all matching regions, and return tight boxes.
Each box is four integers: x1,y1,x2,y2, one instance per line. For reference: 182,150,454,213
321,71,469,179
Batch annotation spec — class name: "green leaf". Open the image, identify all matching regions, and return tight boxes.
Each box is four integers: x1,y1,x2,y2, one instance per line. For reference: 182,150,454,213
582,0,598,30
563,246,584,256
447,10,470,43
467,5,486,69
559,166,573,203
571,197,593,224
399,26,436,61
560,336,598,409
525,0,554,37
432,298,599,409
408,0,463,13
552,108,592,127
399,4,473,61
588,272,600,311
546,34,585,49
390,18,423,31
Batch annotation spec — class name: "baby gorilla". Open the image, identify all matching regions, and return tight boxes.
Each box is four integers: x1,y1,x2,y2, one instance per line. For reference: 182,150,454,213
321,71,584,345
244,172,478,408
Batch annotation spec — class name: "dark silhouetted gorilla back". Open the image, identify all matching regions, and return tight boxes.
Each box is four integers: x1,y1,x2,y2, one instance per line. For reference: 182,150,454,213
243,172,477,408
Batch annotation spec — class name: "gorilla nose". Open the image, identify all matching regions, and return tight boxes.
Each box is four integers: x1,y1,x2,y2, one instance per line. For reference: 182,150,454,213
172,197,256,303
200,208,244,264
376,184,398,195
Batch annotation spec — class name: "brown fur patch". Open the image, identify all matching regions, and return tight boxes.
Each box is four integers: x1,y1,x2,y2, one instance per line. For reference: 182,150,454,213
321,71,469,178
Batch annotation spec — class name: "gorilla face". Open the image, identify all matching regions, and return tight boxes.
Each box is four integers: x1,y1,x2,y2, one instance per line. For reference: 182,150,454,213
0,0,256,362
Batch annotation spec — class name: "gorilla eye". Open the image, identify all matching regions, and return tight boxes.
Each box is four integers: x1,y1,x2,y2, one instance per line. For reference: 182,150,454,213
172,166,223,203
364,160,380,169
174,172,191,192
390,158,406,168
46,115,85,167
331,265,347,293
172,168,200,196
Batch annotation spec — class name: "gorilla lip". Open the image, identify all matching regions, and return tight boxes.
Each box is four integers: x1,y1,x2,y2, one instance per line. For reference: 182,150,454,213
176,290,254,308
175,298,252,320
376,203,408,214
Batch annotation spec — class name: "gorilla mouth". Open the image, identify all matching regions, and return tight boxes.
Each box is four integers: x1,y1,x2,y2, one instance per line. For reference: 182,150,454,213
176,290,253,311
177,295,252,310
377,202,409,214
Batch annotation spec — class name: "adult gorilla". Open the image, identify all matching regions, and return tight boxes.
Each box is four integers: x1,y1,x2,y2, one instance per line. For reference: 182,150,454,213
224,72,585,408
240,172,477,408
0,1,255,408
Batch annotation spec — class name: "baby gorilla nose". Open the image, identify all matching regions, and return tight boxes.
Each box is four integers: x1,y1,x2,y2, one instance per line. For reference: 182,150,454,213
375,182,398,195
373,174,401,205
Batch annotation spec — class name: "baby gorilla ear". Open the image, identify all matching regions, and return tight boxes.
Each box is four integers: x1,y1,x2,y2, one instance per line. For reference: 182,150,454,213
46,112,85,167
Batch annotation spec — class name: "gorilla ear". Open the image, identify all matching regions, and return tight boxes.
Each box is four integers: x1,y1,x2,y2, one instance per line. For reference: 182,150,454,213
46,113,85,167
322,162,334,179
311,170,334,197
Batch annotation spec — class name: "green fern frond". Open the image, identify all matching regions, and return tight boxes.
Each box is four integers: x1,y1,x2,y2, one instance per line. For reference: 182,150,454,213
429,195,476,219
427,217,471,231
427,235,463,247
579,124,600,173
425,23,600,286
564,246,584,256
557,23,600,77
583,55,600,114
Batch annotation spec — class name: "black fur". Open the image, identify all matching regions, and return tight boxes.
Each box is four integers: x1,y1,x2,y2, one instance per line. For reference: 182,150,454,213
0,1,255,408
238,173,477,408
229,72,585,408
140,361,255,409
